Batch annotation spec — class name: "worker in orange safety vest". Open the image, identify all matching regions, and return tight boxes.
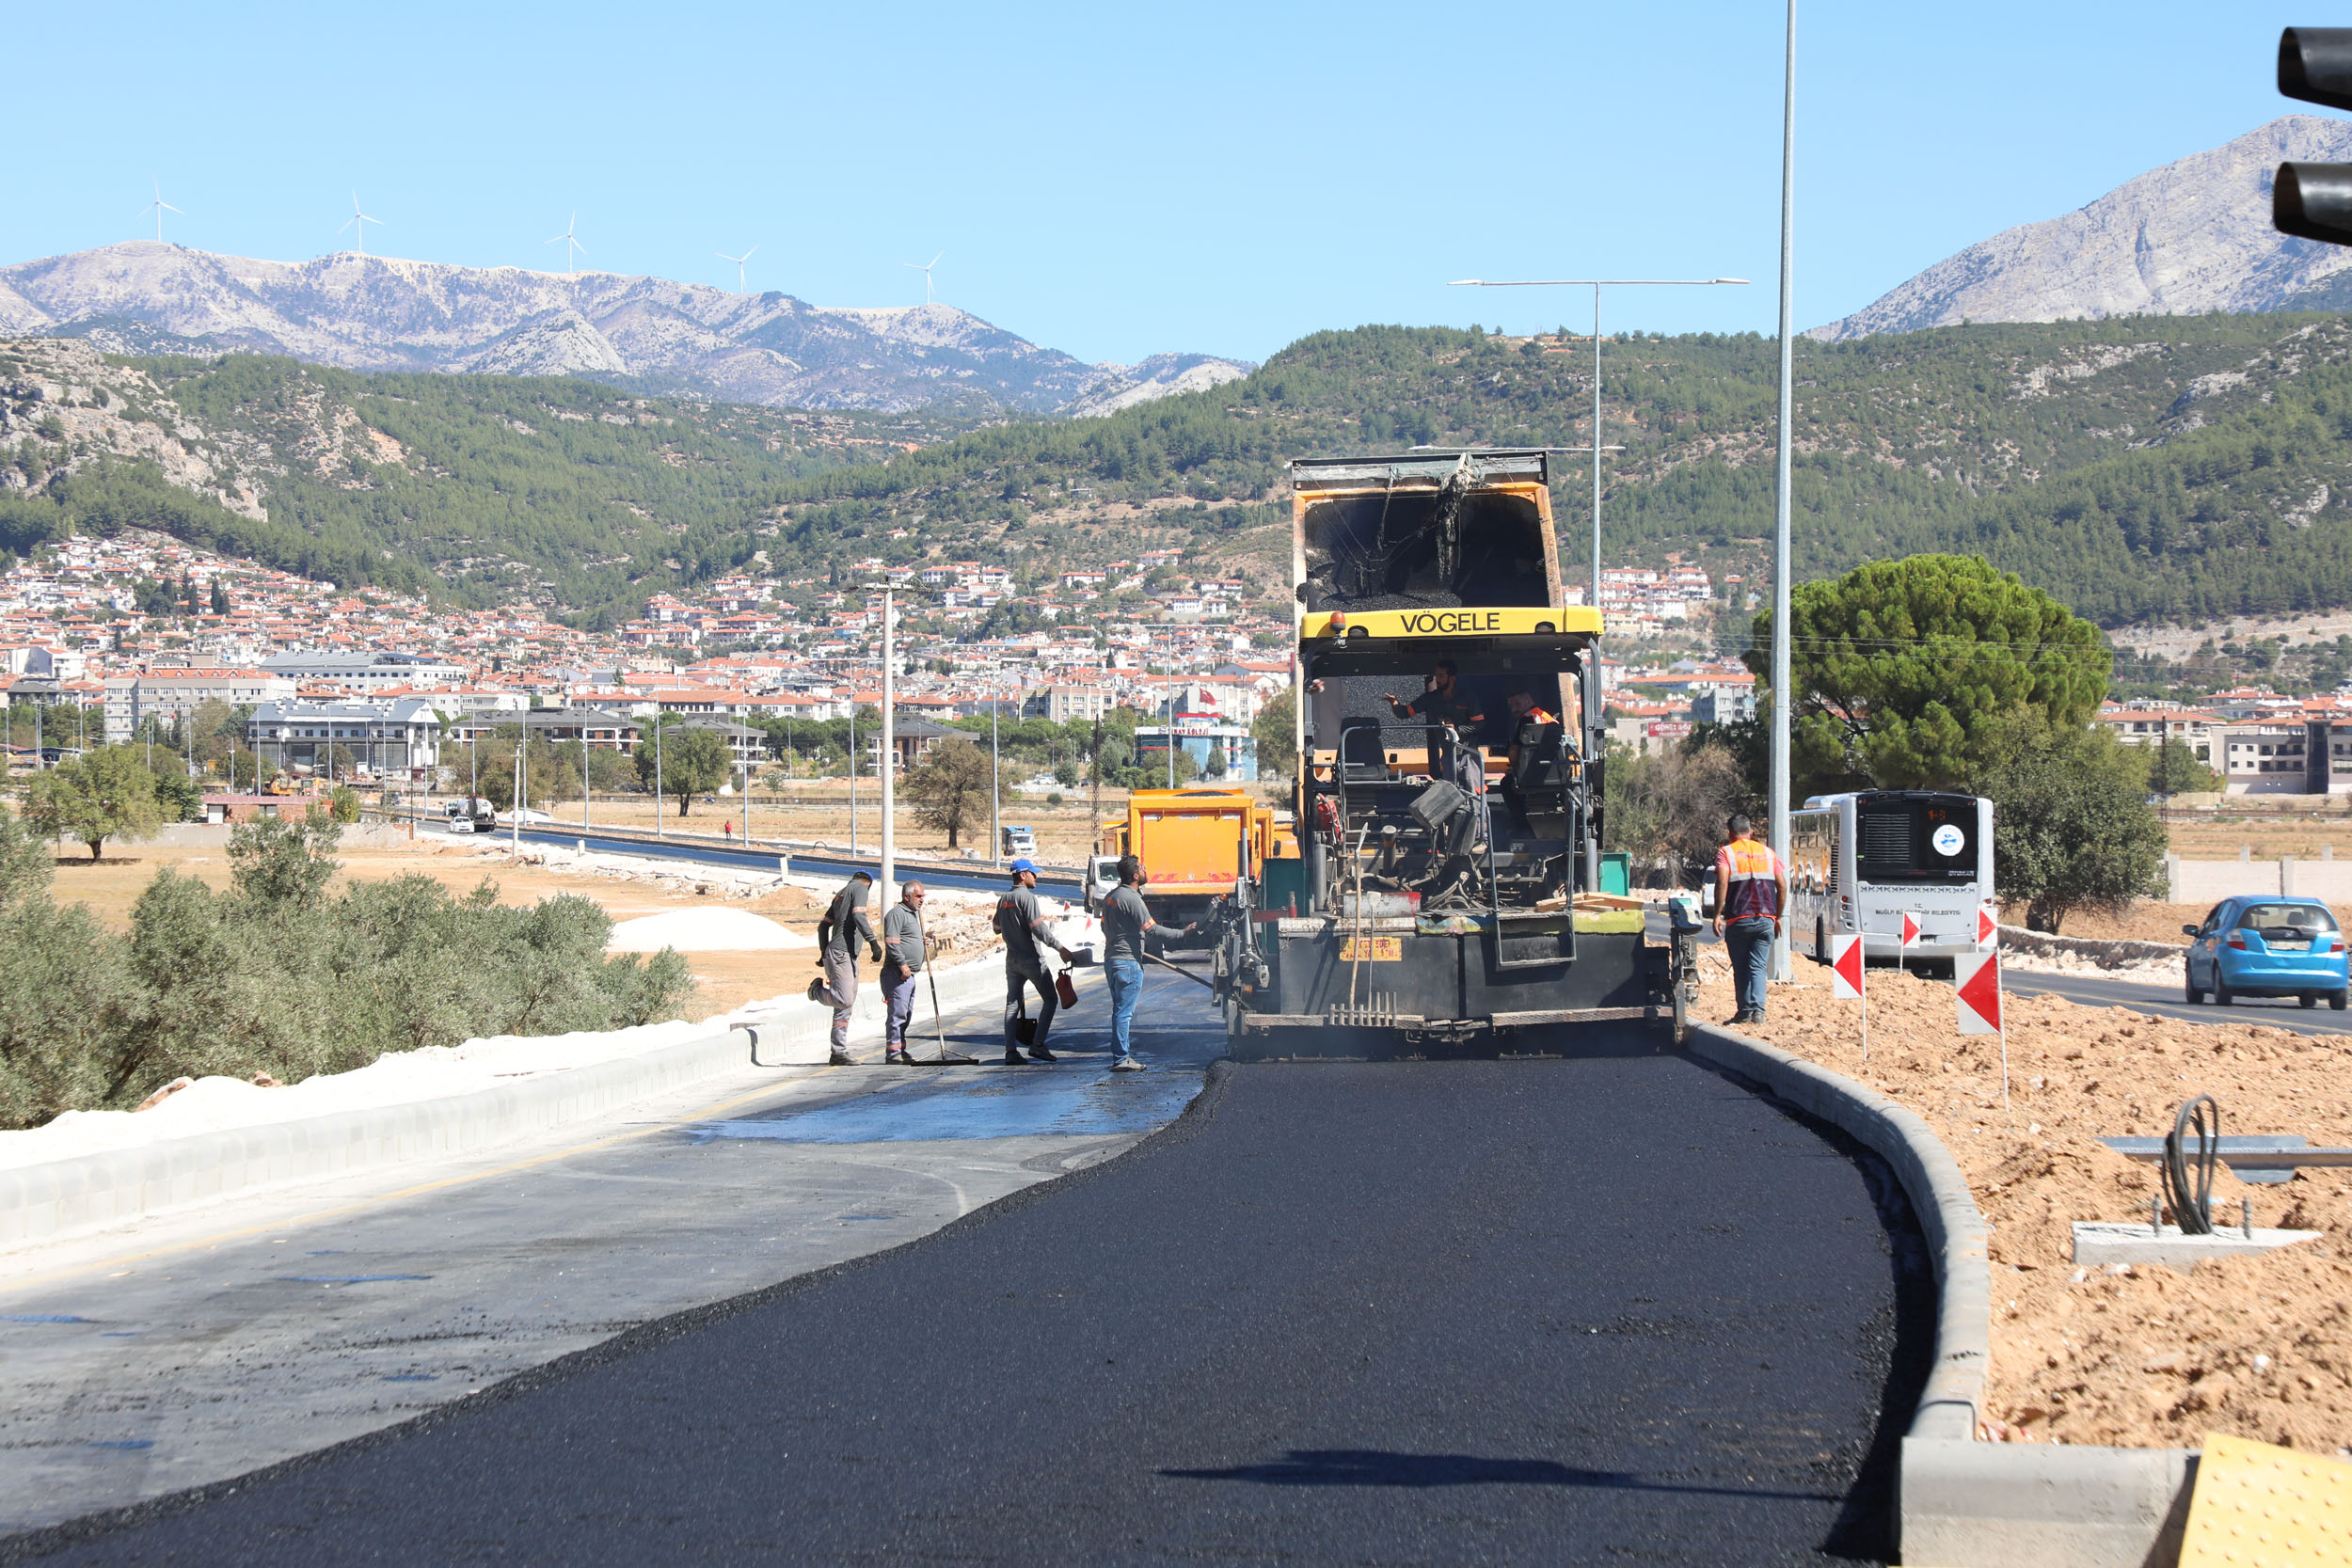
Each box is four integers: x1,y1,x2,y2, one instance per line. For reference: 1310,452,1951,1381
1711,815,1788,1026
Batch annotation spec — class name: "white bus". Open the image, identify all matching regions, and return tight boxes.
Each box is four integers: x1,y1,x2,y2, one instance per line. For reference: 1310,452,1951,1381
1788,791,1994,976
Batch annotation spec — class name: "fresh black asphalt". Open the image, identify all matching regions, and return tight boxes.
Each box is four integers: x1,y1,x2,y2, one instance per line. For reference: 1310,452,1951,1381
10,1047,1931,1567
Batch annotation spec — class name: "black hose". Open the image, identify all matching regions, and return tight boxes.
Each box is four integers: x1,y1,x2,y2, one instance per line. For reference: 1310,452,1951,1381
2162,1095,2218,1236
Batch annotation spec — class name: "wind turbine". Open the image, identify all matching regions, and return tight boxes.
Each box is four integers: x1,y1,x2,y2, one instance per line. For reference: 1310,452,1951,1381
139,177,183,244
339,191,385,257
717,245,758,293
901,251,944,305
545,212,587,276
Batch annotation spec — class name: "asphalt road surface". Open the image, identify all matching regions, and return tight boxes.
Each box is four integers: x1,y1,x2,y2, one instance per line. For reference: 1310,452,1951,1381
0,970,1216,1536
2005,968,2352,1039
9,1027,1931,1566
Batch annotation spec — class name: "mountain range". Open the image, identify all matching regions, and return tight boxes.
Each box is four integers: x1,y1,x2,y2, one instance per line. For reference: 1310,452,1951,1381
0,243,1252,418
1814,116,2352,340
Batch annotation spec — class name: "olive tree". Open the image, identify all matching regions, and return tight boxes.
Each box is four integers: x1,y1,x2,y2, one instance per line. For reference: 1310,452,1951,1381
24,745,165,862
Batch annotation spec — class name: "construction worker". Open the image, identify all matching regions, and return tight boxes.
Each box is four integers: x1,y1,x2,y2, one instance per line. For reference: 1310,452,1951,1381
1711,815,1788,1026
1500,687,1559,835
881,879,930,1066
1384,659,1485,783
995,859,1075,1064
811,870,882,1065
1099,855,1189,1072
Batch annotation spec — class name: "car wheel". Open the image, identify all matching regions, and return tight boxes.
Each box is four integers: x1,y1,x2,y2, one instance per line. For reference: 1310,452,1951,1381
2216,977,2235,1006
2302,991,2321,1009
2185,973,2204,1005
2334,990,2349,1012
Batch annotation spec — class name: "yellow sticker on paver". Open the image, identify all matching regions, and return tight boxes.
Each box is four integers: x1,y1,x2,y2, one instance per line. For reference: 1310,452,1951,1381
2177,1431,2352,1567
1338,937,1401,962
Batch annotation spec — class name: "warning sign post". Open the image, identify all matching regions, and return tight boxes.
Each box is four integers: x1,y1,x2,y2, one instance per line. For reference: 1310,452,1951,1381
1829,933,1866,1061
1955,948,2009,1111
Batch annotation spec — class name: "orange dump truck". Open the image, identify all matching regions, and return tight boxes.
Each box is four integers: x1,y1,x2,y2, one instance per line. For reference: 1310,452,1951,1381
1094,788,1295,938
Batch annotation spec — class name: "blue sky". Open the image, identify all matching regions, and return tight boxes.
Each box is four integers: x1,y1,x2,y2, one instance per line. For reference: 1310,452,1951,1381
3,1,2322,366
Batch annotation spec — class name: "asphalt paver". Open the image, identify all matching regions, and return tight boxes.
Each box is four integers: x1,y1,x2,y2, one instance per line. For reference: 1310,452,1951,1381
11,1046,1930,1566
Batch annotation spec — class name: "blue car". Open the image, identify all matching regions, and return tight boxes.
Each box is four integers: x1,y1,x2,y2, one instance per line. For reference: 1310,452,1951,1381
2183,896,2349,1009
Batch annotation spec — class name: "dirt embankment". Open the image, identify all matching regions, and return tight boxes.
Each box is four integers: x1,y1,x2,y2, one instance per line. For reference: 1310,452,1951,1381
1698,954,2352,1451
2010,901,2203,946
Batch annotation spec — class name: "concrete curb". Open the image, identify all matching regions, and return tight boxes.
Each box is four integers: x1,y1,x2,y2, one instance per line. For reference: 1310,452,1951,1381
1996,924,2183,969
1684,1023,2200,1567
0,957,1043,1251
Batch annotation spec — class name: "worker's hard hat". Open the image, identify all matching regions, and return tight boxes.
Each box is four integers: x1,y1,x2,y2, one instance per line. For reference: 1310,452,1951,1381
1009,858,1038,874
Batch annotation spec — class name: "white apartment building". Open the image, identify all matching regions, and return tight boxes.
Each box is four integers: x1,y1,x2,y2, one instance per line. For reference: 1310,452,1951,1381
246,699,444,778
104,669,299,743
258,652,468,691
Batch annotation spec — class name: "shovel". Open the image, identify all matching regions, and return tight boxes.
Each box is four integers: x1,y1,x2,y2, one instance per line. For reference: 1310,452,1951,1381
924,959,976,1067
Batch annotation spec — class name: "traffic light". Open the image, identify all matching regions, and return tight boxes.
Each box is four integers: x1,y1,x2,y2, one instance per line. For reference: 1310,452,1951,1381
2276,27,2352,244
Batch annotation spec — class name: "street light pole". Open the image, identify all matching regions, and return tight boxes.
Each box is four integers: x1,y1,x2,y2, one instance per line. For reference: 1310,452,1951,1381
1446,276,1749,615
990,678,1001,867
1445,273,1749,894
1769,0,1799,983
880,587,895,907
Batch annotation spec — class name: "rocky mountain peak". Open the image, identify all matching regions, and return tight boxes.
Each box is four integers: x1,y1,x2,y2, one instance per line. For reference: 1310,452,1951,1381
0,243,1252,416
1813,116,2352,340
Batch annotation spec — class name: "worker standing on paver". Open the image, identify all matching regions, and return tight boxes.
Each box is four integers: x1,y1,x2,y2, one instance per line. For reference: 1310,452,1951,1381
811,869,882,1066
881,879,930,1067
1710,815,1788,1026
995,858,1075,1065
1099,855,1184,1072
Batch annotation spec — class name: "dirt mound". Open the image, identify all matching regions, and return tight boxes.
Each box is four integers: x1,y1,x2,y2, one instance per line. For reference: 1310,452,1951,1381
1703,954,2352,1450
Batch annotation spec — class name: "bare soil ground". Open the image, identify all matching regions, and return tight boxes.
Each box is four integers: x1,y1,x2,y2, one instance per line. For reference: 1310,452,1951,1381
1699,954,2352,1452
2167,812,2352,862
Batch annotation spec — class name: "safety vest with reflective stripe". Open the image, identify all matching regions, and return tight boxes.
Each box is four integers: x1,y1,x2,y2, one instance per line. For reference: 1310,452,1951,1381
1717,838,1784,920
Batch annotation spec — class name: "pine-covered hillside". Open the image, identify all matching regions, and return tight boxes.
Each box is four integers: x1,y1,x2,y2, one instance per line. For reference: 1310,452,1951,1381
15,313,2352,627
772,313,2352,627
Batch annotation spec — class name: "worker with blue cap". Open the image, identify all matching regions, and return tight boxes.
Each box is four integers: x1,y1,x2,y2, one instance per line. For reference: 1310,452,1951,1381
994,858,1074,1064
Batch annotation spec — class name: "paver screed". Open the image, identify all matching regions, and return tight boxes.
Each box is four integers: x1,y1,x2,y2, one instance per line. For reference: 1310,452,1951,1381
10,1051,1931,1567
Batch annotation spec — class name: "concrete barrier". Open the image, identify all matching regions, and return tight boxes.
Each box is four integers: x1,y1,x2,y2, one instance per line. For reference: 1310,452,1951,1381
1685,1023,2200,1566
0,955,1047,1249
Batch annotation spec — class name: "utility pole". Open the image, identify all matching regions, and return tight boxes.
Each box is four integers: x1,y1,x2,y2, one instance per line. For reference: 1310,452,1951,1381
655,716,664,838
1769,0,1798,983
582,718,591,833
511,737,521,855
850,703,859,858
879,587,894,906
990,677,1001,867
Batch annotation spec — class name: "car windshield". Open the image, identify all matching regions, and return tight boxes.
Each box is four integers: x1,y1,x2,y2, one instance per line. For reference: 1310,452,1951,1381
2237,903,2338,936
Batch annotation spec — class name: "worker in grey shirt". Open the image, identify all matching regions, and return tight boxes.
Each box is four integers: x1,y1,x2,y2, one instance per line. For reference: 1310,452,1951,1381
1099,855,1189,1071
995,858,1074,1064
880,880,930,1066
810,871,881,1066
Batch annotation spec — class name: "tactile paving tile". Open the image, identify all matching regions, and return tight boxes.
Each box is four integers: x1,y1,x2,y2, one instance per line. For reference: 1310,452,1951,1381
2177,1432,2352,1566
